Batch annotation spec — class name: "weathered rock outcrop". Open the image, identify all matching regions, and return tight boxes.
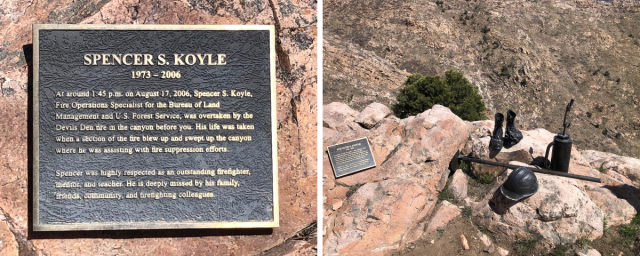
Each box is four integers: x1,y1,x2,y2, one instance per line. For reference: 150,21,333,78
473,165,604,247
0,217,18,256
448,169,469,199
425,201,461,234
325,103,640,254
323,103,470,255
581,150,640,184
0,0,317,255
464,119,640,247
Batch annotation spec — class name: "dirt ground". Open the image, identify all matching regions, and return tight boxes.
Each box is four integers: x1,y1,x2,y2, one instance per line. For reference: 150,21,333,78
394,174,640,256
394,217,509,256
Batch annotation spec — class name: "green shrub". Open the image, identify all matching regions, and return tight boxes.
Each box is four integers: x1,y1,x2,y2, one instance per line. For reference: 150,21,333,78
603,71,610,77
500,65,511,77
477,173,494,184
462,207,472,218
437,180,455,202
577,237,590,247
550,244,568,256
520,77,527,86
631,213,640,225
346,184,363,198
514,235,542,254
595,105,604,112
618,224,636,239
459,161,471,175
392,70,488,121
603,129,608,136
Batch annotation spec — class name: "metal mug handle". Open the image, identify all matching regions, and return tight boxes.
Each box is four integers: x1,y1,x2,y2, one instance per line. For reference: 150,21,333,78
544,141,555,169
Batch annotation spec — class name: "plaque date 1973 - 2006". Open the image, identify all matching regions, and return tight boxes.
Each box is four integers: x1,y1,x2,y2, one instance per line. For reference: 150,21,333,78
32,24,278,231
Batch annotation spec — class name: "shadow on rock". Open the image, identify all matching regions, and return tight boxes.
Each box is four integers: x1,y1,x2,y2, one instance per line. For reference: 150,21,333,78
603,184,640,211
488,188,519,215
530,156,549,168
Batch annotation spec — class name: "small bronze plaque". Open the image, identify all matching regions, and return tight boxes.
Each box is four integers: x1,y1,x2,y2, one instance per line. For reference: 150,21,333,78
32,24,278,231
327,138,376,178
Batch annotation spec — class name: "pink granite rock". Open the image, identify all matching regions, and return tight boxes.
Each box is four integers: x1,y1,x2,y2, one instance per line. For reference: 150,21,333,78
323,102,361,133
474,165,603,248
354,102,391,129
581,150,640,183
448,169,469,199
323,104,471,255
324,180,429,256
0,219,19,256
425,201,462,234
497,247,509,256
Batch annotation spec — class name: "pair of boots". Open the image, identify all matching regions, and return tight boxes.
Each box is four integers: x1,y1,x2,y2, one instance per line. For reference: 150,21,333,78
490,109,523,151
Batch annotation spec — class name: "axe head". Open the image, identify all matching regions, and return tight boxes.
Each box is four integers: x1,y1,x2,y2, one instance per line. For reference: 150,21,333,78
449,150,461,172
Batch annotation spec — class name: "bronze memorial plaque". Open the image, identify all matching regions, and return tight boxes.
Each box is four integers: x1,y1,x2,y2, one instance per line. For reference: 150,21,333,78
327,138,376,178
32,24,278,231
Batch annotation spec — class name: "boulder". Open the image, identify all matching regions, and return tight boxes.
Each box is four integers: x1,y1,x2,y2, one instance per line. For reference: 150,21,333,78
323,104,470,255
460,235,469,250
324,180,430,255
425,201,462,234
496,247,509,256
581,150,640,183
324,102,362,133
461,120,494,155
582,185,637,226
473,164,603,247
468,120,494,139
448,169,469,199
354,103,391,129
576,249,601,256
477,231,492,248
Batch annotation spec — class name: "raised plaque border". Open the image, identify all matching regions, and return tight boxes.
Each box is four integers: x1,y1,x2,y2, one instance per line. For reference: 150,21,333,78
32,24,279,231
327,137,377,178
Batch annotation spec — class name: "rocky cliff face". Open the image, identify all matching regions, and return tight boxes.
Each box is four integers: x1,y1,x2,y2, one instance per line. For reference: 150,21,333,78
323,102,640,255
324,0,640,158
0,0,316,255
323,102,470,255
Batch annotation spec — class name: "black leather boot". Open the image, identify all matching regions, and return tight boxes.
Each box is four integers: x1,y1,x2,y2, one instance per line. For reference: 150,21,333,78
490,113,504,151
504,109,523,148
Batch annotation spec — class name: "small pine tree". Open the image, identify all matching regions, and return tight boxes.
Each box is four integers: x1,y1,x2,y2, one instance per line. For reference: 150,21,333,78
392,69,488,121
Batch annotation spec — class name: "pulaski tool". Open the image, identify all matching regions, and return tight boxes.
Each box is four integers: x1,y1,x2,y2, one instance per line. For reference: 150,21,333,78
448,151,601,183
543,99,575,173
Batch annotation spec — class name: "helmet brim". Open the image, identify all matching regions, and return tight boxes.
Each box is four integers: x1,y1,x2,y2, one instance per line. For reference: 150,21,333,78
499,183,539,201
